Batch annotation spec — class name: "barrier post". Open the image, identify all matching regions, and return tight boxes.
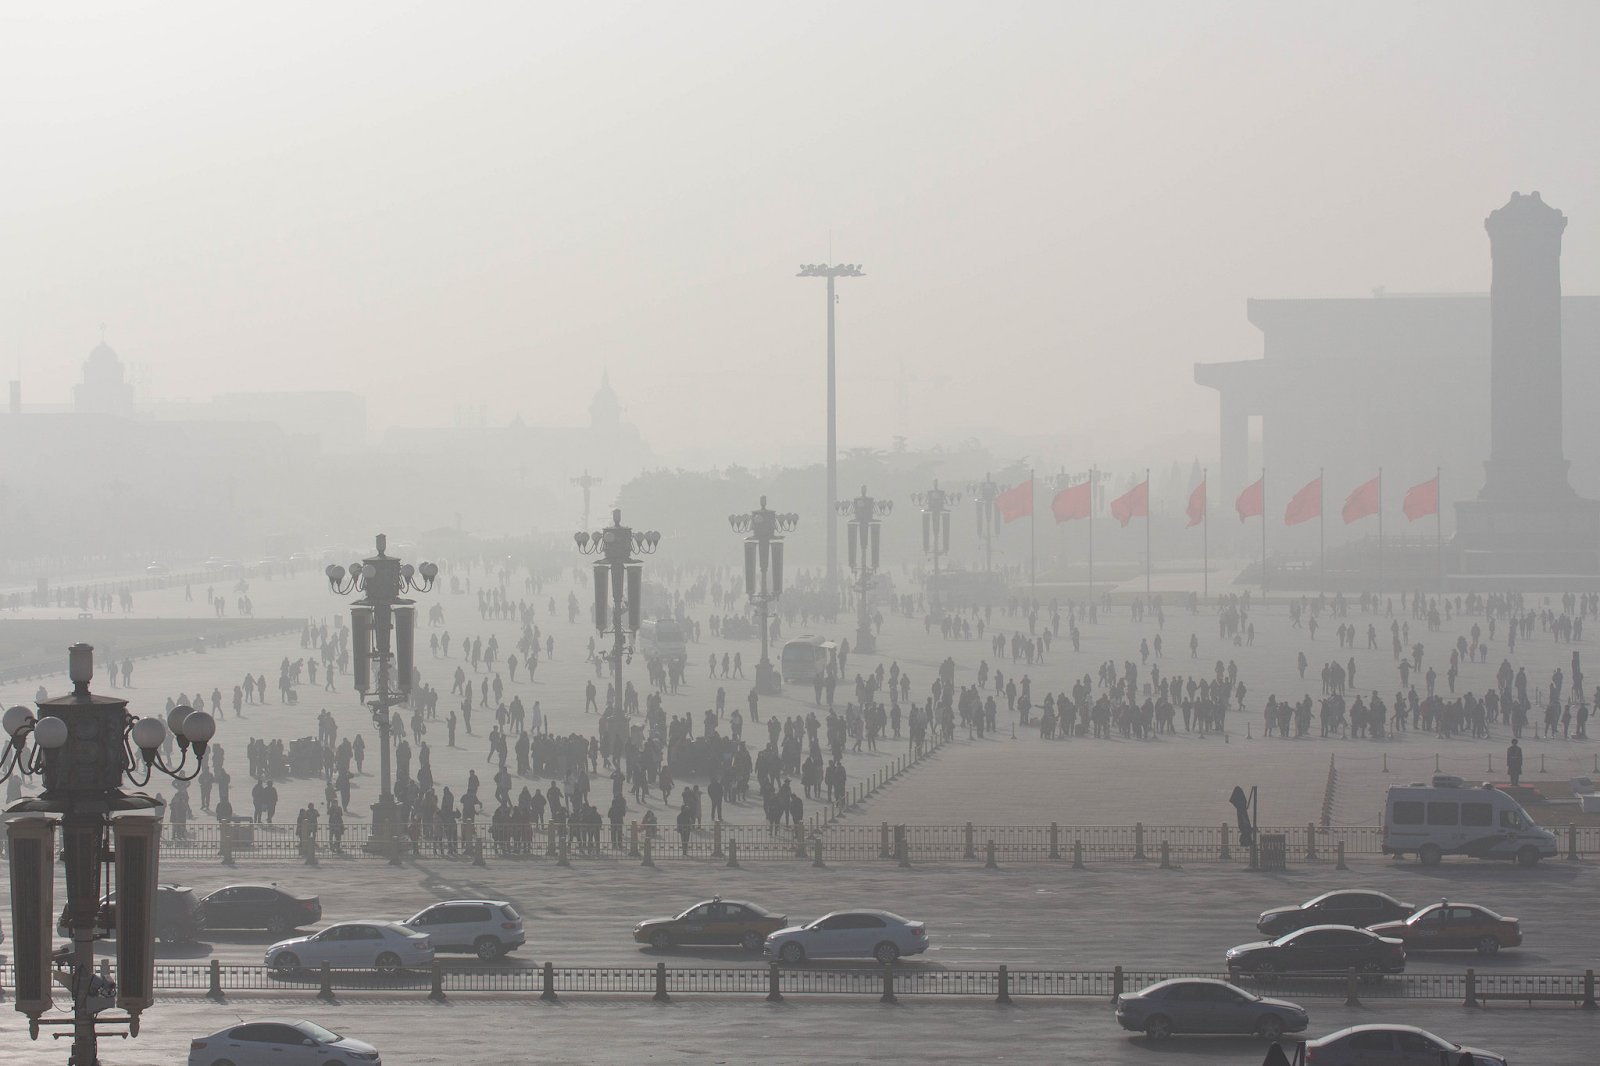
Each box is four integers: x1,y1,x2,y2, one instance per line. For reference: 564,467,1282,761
556,831,571,868
540,960,558,1002
545,824,557,857
641,836,656,868
429,960,446,1002
1584,969,1596,1010
1382,753,1388,773
318,961,335,1002
220,821,234,867
1344,967,1360,1007
1049,822,1061,860
1336,841,1347,871
1464,967,1477,1009
1112,965,1123,1001
964,822,976,860
1159,841,1171,869
712,821,723,859
880,964,897,1004
1219,823,1231,861
1569,824,1579,861
629,822,640,858
653,962,670,1002
996,964,1013,1005
1305,823,1317,861
985,839,998,869
794,825,808,859
1134,823,1146,861
473,836,487,868
726,839,740,868
207,958,224,1001
766,962,783,1003
1072,839,1084,869
812,837,825,869
880,822,890,859
897,833,911,869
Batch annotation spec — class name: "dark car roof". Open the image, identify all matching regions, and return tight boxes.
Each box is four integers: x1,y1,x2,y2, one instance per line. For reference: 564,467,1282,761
1303,889,1406,906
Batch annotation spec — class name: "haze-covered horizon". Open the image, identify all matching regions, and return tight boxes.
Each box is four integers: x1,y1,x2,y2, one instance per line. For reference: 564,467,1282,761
5,1,1600,469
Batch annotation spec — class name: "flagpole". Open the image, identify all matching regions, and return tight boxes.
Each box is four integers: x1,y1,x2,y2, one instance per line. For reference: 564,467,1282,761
1260,467,1267,600
1089,466,1096,613
1377,467,1384,598
1319,466,1325,597
1202,467,1209,602
1029,469,1036,597
1436,466,1443,595
1145,467,1152,598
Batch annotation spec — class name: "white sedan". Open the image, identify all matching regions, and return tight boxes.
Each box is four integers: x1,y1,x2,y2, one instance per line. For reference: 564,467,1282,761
265,921,432,975
764,909,929,964
188,1019,379,1065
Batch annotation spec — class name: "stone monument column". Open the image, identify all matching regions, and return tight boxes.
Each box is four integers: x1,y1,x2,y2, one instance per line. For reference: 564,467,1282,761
1457,191,1600,578
1482,191,1571,501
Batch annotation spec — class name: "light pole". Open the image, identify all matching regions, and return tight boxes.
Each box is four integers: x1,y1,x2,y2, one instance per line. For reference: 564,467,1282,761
576,509,660,720
797,262,865,598
325,535,438,866
912,480,961,615
571,470,603,531
4,643,215,1066
971,472,1002,575
838,485,892,654
730,497,798,695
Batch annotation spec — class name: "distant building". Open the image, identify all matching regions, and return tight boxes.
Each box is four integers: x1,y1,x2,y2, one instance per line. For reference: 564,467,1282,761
74,341,136,416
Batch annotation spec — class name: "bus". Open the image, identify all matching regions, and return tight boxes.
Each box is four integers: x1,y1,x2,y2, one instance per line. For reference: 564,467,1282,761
637,618,687,665
780,636,837,684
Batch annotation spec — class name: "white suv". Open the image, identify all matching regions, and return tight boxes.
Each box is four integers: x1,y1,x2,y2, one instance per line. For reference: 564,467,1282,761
403,900,524,960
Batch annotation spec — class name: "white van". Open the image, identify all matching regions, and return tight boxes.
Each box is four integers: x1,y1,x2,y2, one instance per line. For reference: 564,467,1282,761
1382,776,1558,868
637,618,687,666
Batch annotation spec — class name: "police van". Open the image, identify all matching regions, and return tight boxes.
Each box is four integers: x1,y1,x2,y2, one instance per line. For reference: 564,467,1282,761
637,618,687,666
1382,776,1558,867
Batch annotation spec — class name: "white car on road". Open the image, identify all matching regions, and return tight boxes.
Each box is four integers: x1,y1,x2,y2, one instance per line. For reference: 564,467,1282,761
188,1019,379,1065
764,909,929,964
265,921,432,975
402,899,525,959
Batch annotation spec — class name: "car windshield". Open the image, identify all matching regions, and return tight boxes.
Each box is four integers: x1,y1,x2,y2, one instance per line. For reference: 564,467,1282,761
295,1021,341,1043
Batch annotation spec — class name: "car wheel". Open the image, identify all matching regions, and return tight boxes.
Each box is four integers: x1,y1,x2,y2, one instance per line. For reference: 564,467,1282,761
873,941,900,965
1256,1014,1285,1041
740,932,764,953
1419,843,1443,867
375,951,402,975
1143,1015,1173,1041
1476,936,1501,956
1252,960,1279,981
1358,961,1386,984
270,951,299,975
779,941,805,964
266,914,292,936
650,930,673,951
1517,846,1541,868
475,936,504,960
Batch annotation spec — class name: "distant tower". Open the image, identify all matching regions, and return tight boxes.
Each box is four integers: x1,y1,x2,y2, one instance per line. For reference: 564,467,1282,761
1457,191,1600,575
74,338,135,416
589,371,622,431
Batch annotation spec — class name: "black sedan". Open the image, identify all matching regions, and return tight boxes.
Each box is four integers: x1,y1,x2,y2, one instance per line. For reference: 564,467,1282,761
1114,978,1309,1041
1227,925,1406,980
195,884,321,936
1255,890,1415,937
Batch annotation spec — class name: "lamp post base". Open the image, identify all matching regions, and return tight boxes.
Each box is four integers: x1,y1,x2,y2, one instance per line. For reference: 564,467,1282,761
755,660,782,696
365,799,400,859
853,629,876,655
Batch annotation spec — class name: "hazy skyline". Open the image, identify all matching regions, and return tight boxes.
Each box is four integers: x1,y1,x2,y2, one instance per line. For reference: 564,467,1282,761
5,1,1600,467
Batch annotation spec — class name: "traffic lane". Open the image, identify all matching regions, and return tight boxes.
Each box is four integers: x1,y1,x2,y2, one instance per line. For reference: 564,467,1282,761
13,995,1592,1066
124,855,1600,973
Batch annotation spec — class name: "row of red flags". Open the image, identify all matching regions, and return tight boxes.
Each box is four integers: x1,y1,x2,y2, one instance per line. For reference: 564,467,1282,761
991,474,1441,529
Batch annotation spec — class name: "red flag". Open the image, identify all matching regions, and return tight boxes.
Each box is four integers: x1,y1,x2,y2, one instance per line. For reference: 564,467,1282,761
1235,477,1263,522
1052,480,1091,523
996,479,1033,523
1110,479,1148,528
1403,475,1439,521
1186,480,1206,528
1285,475,1322,526
1341,476,1379,524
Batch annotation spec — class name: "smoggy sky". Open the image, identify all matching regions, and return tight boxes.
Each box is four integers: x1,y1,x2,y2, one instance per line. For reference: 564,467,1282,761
3,1,1598,464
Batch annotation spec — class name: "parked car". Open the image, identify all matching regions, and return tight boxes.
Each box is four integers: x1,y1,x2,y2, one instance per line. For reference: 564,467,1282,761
1302,1024,1506,1065
196,884,321,936
1114,978,1309,1041
1226,925,1406,980
634,897,787,952
1256,890,1415,937
764,910,928,964
265,921,432,975
145,561,170,574
57,884,202,944
403,899,524,959
188,1018,380,1065
1366,899,1522,955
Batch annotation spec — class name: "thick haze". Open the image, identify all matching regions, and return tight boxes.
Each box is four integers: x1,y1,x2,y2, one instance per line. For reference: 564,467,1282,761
4,1,1599,466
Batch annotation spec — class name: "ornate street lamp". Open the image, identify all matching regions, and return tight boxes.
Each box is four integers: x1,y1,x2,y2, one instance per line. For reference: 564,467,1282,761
838,484,892,654
325,534,437,865
570,469,603,532
912,480,962,614
797,261,866,597
5,643,216,1065
575,509,659,718
729,496,799,695
971,471,1003,575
